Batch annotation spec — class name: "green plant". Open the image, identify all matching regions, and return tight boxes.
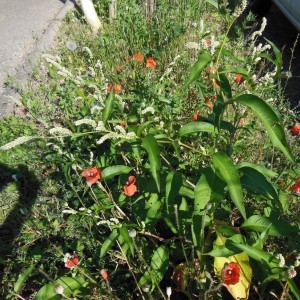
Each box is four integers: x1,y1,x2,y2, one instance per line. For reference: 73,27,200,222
1,1,300,299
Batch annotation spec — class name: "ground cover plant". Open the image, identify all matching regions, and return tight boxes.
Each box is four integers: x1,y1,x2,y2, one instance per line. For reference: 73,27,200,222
0,0,300,299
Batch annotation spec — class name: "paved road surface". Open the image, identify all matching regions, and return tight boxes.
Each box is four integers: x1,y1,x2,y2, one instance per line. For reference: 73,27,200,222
263,4,300,111
0,0,74,118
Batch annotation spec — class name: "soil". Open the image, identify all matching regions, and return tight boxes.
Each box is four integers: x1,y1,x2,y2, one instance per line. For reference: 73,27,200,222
263,4,300,111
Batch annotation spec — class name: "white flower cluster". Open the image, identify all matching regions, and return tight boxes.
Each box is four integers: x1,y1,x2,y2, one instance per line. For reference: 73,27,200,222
74,118,97,128
82,46,93,59
49,127,73,136
159,55,181,81
96,131,136,145
97,218,120,226
43,54,84,85
0,136,37,150
251,17,267,41
232,0,247,18
252,43,271,58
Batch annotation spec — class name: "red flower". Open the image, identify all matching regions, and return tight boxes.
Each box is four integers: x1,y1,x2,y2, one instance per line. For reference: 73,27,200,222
133,53,144,62
205,96,214,108
64,252,79,269
101,269,109,280
221,262,240,285
124,175,137,196
116,65,123,72
146,57,157,68
235,73,243,84
107,84,122,94
290,179,300,195
291,124,300,135
82,166,102,184
193,112,200,122
203,38,211,46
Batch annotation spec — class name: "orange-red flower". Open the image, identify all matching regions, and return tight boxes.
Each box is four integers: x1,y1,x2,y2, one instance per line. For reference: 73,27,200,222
82,166,102,184
290,179,300,195
107,84,122,94
133,53,144,62
64,252,79,269
146,57,157,68
205,96,214,108
100,269,109,280
221,262,240,285
124,175,137,196
291,124,300,135
193,112,200,122
235,73,243,84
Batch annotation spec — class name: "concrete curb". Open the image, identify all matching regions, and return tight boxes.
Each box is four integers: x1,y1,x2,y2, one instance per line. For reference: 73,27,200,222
0,0,75,119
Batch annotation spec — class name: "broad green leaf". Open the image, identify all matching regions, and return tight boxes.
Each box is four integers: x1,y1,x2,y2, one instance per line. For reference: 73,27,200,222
142,134,161,192
212,152,246,220
139,245,169,291
35,276,86,300
208,234,245,257
100,229,119,259
102,91,115,125
194,172,211,212
192,214,202,248
119,226,134,257
179,122,218,136
145,193,163,224
235,94,295,163
219,73,232,98
241,215,298,236
14,265,35,293
236,162,278,178
226,241,280,274
213,235,252,300
183,53,211,89
166,172,182,214
102,165,133,180
239,166,278,200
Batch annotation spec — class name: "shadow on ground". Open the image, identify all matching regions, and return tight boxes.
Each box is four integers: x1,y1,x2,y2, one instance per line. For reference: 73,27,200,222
0,163,40,286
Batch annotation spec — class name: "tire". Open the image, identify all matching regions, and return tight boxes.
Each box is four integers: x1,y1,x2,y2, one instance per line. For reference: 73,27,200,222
248,0,272,18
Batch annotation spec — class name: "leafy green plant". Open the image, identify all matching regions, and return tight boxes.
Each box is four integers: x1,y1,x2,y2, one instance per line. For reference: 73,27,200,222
1,1,299,299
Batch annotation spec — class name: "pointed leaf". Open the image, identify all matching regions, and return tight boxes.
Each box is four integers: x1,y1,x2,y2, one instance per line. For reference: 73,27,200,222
241,215,298,236
102,165,133,180
183,52,211,89
166,171,182,214
139,245,169,291
142,134,161,192
194,172,212,212
235,94,294,163
239,166,278,200
102,91,115,125
14,265,35,293
212,152,246,219
100,229,119,259
179,122,218,136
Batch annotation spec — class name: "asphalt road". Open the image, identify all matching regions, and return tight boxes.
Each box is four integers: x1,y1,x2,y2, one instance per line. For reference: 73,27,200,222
263,4,300,110
0,0,74,118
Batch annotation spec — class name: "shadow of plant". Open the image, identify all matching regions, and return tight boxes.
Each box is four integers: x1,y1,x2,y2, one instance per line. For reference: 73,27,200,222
0,163,40,285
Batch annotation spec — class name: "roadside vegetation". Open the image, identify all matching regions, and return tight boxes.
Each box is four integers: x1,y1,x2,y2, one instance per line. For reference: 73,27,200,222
0,0,300,299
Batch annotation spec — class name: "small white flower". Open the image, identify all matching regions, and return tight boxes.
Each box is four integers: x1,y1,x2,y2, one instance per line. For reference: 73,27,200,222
82,46,93,59
141,107,155,115
166,286,172,297
287,266,297,278
55,284,65,295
